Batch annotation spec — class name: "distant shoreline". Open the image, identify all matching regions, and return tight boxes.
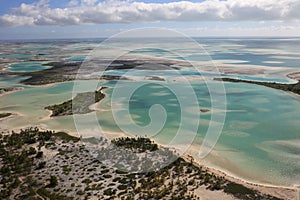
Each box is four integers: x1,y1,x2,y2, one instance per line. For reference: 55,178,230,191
214,75,300,96
1,37,300,42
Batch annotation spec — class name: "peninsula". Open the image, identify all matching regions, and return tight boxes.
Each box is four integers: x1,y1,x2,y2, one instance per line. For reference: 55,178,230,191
215,77,300,95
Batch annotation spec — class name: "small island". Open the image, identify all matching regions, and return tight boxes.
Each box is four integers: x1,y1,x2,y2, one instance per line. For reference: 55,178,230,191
200,109,210,113
0,113,12,119
146,76,166,81
0,87,22,95
45,87,106,117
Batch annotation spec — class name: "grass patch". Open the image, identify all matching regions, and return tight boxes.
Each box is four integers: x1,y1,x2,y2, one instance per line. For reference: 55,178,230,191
115,169,128,174
53,132,80,142
224,183,255,196
117,184,127,190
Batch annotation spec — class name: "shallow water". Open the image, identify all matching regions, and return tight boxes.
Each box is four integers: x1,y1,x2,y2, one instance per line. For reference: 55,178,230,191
64,55,87,62
0,38,300,186
7,61,52,72
93,81,300,186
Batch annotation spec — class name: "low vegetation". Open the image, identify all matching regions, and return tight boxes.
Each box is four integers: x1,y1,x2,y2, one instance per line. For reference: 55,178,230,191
45,87,106,116
16,61,81,85
53,131,80,142
215,77,300,95
0,87,22,94
111,137,158,153
0,127,75,199
0,128,283,200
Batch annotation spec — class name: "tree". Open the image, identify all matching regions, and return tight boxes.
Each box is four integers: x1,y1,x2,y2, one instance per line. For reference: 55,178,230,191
36,151,43,158
48,176,58,188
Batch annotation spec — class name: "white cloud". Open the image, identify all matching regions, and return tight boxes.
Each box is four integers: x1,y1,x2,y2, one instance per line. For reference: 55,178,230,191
68,0,79,6
1,0,300,27
81,0,98,6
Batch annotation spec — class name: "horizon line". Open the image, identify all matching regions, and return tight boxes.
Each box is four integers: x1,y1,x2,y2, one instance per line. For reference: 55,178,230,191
1,36,300,42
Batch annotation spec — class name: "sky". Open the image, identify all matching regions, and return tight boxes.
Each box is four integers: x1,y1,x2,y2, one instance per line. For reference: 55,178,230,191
0,0,300,39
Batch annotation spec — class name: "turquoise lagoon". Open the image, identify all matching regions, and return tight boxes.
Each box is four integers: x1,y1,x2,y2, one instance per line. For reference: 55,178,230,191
98,81,300,186
0,38,300,187
7,61,52,72
1,77,300,186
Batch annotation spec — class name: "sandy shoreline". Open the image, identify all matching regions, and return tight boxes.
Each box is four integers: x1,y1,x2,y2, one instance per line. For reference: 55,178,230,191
64,128,300,199
154,139,300,200
57,123,299,200
181,153,299,200
1,111,299,199
0,87,23,97
287,71,300,81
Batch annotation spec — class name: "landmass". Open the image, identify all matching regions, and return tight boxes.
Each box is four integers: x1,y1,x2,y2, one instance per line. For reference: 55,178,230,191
15,61,81,85
0,113,12,119
45,87,106,117
0,128,291,200
145,76,166,81
214,77,300,95
0,87,22,95
8,58,183,85
200,109,210,113
287,72,300,81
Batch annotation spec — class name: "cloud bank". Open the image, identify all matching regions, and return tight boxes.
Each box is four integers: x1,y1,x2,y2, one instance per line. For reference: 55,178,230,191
1,0,300,27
